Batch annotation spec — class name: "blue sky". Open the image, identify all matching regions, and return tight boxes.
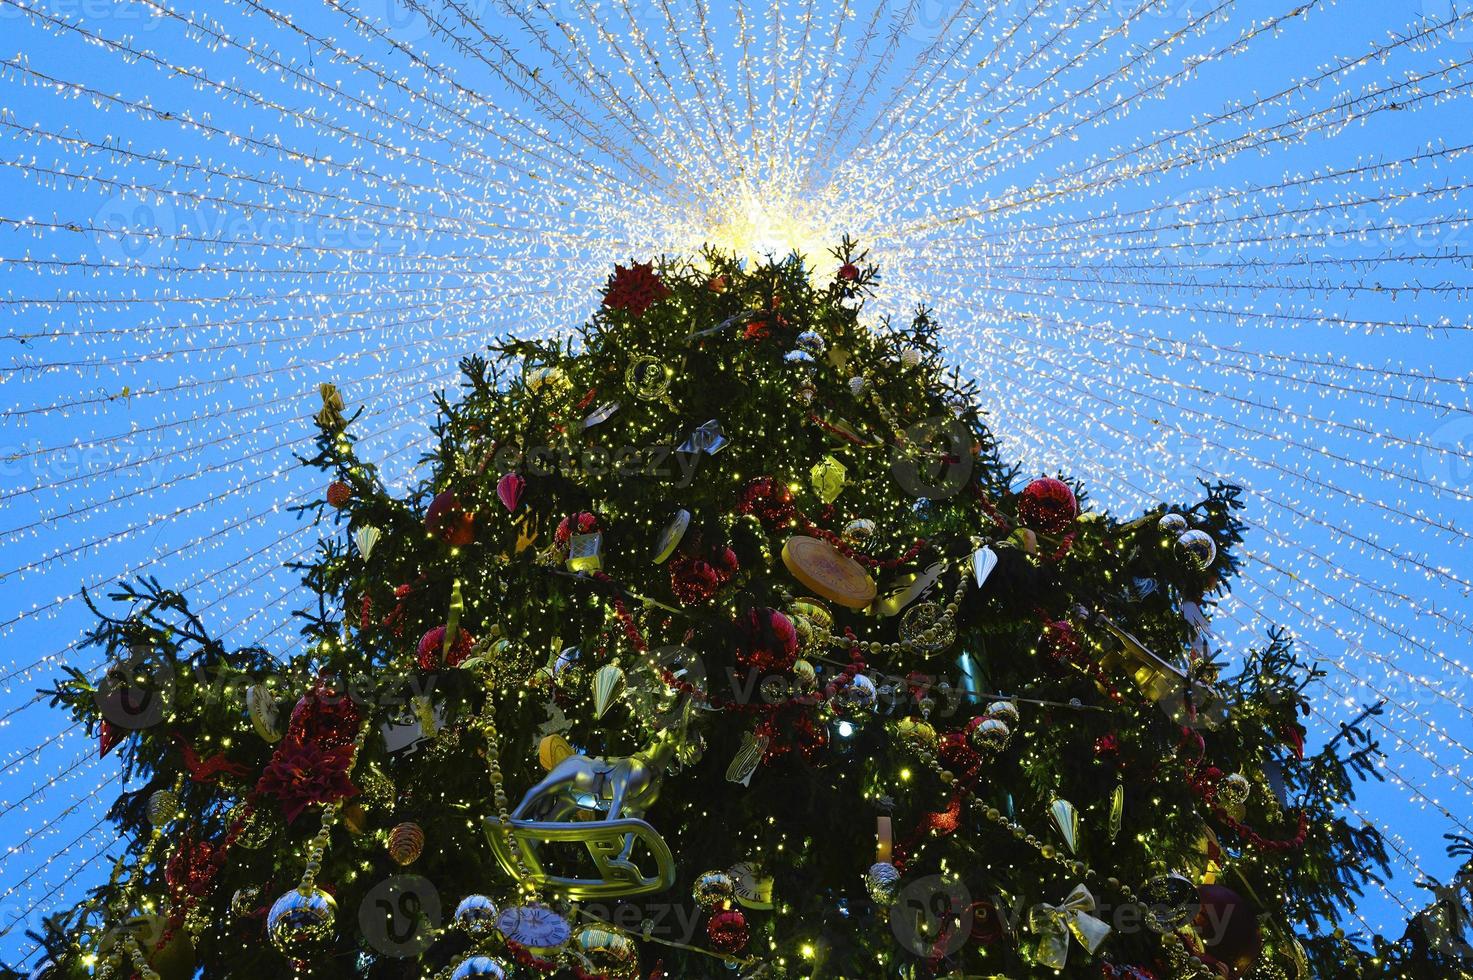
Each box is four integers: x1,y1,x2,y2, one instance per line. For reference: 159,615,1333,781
0,0,1470,968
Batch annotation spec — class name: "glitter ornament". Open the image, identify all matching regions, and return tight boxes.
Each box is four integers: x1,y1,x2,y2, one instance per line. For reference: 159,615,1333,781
388,821,425,865
967,716,1011,753
266,887,337,957
325,481,351,509
1017,477,1079,534
1176,529,1218,569
706,908,749,953
1217,772,1252,807
795,330,825,355
692,870,736,909
835,673,877,714
984,700,1019,728
146,788,179,827
454,895,499,938
865,861,901,906
899,346,922,368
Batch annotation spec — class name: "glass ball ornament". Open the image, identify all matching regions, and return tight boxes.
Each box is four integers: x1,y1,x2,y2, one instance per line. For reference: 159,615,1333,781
795,330,826,355
842,518,876,546
574,925,639,979
453,895,499,937
1217,772,1252,807
1175,529,1218,569
797,379,817,405
899,601,955,653
848,376,867,396
266,886,337,957
1017,477,1079,534
836,673,877,714
146,788,179,828
1139,872,1200,933
865,861,901,906
984,700,1019,728
451,956,510,980
967,716,1012,753
783,349,815,367
1157,512,1189,536
230,886,261,918
692,870,736,910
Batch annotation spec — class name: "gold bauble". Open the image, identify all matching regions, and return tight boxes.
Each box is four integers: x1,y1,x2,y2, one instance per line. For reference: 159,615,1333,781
574,925,638,979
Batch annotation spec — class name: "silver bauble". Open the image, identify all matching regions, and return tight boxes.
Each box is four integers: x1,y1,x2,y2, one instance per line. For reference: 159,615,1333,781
968,716,1011,752
841,518,876,546
984,700,1019,727
1217,772,1252,807
836,673,877,714
795,330,826,355
1157,512,1189,536
451,956,510,979
692,870,736,910
1139,873,1199,933
1175,529,1218,569
146,788,179,828
266,887,337,957
453,895,499,937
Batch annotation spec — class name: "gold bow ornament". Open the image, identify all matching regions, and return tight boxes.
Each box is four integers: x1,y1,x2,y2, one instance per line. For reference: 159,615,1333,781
1028,883,1112,969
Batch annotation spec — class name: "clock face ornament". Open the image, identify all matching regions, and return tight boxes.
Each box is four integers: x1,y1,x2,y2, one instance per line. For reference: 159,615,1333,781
496,903,571,949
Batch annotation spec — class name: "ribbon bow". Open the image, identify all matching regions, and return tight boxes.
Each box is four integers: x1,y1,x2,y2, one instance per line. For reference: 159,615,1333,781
1028,883,1111,969
678,419,728,455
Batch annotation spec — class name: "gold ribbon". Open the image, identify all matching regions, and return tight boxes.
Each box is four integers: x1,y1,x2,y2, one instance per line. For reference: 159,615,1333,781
315,382,346,430
1028,883,1111,969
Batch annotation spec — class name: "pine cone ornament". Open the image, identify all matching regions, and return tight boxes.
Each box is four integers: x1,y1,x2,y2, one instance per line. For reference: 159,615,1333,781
388,821,424,865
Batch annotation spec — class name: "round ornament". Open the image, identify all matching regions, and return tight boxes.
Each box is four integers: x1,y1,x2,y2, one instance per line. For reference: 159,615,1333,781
899,346,922,368
781,535,877,610
729,861,775,909
706,908,749,954
266,887,337,957
795,330,826,355
624,355,672,403
966,716,1011,753
1217,772,1252,807
1018,477,1078,534
836,673,877,714
247,683,283,743
1195,884,1263,975
865,861,901,906
388,822,424,866
895,716,938,751
454,895,499,938
652,509,691,564
692,870,736,910
1176,529,1218,569
791,659,817,689
984,700,1019,727
842,518,876,545
574,925,639,979
451,956,509,980
784,349,815,367
848,376,867,396
1139,872,1199,934
146,788,178,828
899,601,955,653
496,903,571,950
734,608,799,675
326,481,351,509
230,886,261,918
1158,512,1189,536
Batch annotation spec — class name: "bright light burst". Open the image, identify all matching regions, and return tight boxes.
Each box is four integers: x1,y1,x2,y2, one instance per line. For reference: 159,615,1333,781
0,0,1470,962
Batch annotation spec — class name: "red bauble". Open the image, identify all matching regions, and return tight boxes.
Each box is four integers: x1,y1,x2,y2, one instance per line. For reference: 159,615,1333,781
1018,477,1078,534
736,477,795,530
426,491,475,546
326,481,352,509
706,908,749,953
1193,884,1262,978
602,261,670,317
417,625,475,670
734,607,799,674
838,262,860,281
669,545,739,605
287,676,362,749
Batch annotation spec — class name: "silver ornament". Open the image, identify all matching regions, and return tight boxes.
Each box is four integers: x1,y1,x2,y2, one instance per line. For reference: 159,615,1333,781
145,789,179,828
837,673,877,714
865,861,901,906
783,349,815,367
1157,512,1189,536
841,518,876,545
984,700,1019,727
899,601,955,653
454,895,499,937
692,870,736,910
1217,772,1251,807
848,376,867,396
451,956,510,979
968,717,1011,752
795,330,826,355
266,886,337,956
899,347,922,368
1175,529,1218,569
1139,873,1199,934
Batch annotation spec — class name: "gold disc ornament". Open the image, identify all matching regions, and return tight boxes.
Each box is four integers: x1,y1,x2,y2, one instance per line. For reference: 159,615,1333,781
781,536,877,610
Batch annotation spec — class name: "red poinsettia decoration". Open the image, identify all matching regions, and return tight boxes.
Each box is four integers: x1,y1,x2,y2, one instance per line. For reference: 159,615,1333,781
602,261,670,317
259,739,359,823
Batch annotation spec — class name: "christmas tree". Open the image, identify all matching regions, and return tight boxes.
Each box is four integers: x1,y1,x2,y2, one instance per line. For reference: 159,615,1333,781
27,244,1403,979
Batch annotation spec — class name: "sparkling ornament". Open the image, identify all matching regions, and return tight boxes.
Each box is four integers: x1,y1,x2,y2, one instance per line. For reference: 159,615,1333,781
1049,798,1080,854
865,861,901,906
454,895,499,937
784,349,815,366
146,788,179,827
966,716,1011,753
496,472,525,512
810,455,848,503
352,525,381,560
1157,512,1189,536
624,354,672,403
706,908,749,953
795,330,825,355
836,673,877,714
1018,477,1079,534
266,887,337,957
1175,529,1218,569
841,518,876,545
1217,772,1252,807
899,346,922,368
899,601,955,653
1139,873,1199,933
326,480,351,509
985,700,1019,728
895,716,938,751
592,661,626,719
692,870,736,909
566,530,605,572
848,376,867,396
357,765,393,812
388,821,425,865
575,925,639,978
451,956,510,980
791,659,817,689
230,886,261,918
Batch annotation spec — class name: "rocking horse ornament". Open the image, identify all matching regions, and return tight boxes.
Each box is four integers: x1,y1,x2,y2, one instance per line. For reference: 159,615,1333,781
485,700,697,898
